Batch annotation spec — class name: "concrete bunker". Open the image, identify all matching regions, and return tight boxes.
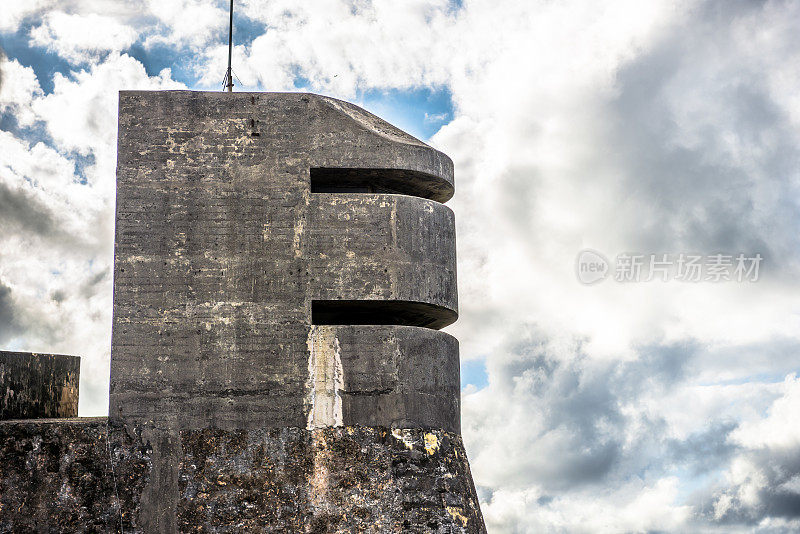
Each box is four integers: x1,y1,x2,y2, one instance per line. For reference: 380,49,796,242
0,91,486,532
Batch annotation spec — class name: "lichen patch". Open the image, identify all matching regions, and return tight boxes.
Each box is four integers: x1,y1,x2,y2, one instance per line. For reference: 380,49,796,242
424,432,440,455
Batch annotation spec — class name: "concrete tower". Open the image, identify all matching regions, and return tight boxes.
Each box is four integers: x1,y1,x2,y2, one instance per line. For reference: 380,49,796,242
0,91,485,533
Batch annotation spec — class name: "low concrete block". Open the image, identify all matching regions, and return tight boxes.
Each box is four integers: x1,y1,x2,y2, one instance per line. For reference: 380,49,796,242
0,351,80,420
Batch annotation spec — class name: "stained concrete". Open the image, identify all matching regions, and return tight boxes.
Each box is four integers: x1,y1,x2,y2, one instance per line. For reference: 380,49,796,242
0,351,79,419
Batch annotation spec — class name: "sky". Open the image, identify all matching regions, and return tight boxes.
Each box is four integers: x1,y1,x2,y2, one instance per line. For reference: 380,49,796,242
1,0,800,532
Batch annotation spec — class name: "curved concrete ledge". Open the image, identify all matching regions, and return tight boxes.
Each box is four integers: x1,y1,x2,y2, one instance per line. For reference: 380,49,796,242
308,194,458,314
309,325,460,433
309,95,455,202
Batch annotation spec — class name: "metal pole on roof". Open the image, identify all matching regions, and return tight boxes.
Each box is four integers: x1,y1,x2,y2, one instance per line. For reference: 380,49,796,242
224,0,234,92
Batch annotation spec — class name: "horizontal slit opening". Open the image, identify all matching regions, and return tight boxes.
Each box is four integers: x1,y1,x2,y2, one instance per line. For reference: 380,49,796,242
310,167,453,203
311,300,457,330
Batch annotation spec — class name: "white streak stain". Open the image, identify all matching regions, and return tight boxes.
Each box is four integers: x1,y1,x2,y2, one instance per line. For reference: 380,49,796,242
292,214,305,258
306,326,344,429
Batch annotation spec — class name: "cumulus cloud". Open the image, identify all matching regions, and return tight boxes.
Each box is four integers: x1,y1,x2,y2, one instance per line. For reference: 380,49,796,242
0,173,63,239
199,0,456,92
481,477,693,534
433,1,800,530
461,325,797,532
0,0,55,33
29,12,138,63
700,375,800,527
0,58,43,126
463,326,691,487
141,0,228,49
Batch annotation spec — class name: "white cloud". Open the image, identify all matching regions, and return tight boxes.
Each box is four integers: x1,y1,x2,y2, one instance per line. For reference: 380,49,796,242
732,374,800,450
0,0,56,33
424,111,448,123
29,12,138,63
700,376,800,528
142,0,227,50
0,58,43,126
481,478,692,534
198,0,456,92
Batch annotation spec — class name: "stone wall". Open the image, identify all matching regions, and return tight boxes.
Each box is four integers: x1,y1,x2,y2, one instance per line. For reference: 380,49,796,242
0,419,484,533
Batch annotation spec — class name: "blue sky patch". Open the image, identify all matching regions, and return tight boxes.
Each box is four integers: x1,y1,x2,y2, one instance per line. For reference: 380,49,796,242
355,86,454,141
0,27,73,94
461,358,488,390
127,42,200,86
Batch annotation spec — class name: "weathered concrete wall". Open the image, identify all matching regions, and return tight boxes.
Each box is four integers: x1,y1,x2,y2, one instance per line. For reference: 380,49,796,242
0,351,79,419
308,194,457,314
0,419,484,533
110,91,458,430
308,325,461,433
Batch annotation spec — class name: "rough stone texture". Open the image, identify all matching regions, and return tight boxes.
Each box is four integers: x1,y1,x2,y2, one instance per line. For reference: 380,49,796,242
0,419,484,533
177,426,483,533
0,351,79,419
0,418,149,533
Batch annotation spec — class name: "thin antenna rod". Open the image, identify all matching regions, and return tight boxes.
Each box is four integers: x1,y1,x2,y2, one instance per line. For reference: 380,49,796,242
225,0,234,92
